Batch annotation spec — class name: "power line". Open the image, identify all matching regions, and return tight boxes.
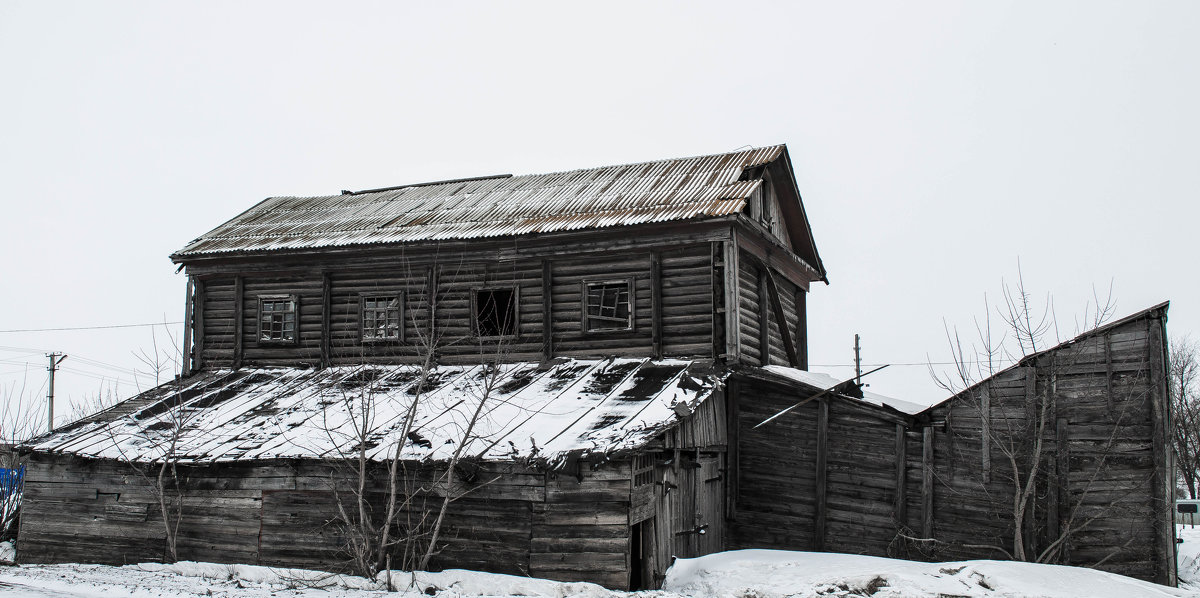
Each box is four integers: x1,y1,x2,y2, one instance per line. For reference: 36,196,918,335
0,321,183,333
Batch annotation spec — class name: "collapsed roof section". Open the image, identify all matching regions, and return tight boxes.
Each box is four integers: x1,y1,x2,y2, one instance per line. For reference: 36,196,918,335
29,359,723,465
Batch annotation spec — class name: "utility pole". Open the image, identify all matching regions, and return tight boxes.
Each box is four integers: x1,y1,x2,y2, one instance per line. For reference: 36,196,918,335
46,353,67,433
853,334,862,386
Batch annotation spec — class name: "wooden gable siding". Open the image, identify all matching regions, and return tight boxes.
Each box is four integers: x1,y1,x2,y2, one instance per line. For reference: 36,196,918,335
18,453,637,590
187,237,720,370
724,307,1173,585
918,310,1173,583
734,249,804,368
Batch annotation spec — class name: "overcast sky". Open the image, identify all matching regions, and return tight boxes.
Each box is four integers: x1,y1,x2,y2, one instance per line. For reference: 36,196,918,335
2,1,1197,427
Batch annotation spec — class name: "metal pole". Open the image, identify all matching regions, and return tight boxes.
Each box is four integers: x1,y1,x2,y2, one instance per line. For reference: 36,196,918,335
46,353,67,433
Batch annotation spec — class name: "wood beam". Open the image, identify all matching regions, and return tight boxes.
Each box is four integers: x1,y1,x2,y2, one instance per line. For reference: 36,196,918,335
180,277,194,377
320,272,331,369
542,259,553,362
192,279,205,372
814,397,829,551
895,423,907,527
921,426,933,539
795,290,807,369
757,268,770,365
650,251,663,359
763,269,800,368
232,275,244,370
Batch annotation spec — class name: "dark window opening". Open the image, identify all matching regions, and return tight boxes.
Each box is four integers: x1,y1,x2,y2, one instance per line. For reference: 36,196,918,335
362,295,402,341
585,280,633,331
474,288,517,337
258,296,297,344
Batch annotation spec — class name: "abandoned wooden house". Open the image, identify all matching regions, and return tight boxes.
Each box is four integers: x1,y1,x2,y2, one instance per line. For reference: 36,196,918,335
16,145,1176,589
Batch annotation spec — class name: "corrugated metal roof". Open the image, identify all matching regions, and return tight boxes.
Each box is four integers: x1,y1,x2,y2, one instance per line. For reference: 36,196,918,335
172,145,785,258
29,359,723,465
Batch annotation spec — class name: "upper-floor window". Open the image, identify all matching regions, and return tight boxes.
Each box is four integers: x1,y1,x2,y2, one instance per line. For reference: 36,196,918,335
258,295,298,344
583,279,633,332
361,294,403,342
473,287,518,337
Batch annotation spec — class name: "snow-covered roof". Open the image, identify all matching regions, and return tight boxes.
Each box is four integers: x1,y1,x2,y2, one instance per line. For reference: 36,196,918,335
760,365,927,415
172,146,786,258
30,359,722,465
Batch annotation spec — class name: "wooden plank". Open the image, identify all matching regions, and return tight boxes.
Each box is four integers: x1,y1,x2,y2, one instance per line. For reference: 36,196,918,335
763,269,799,368
542,259,552,361
710,242,724,360
814,397,828,551
1105,332,1115,418
193,278,206,371
756,267,770,365
232,275,244,369
921,426,933,539
650,251,663,359
1145,313,1175,585
181,276,194,377
794,289,807,369
981,384,991,483
320,272,331,368
894,423,906,527
723,232,740,361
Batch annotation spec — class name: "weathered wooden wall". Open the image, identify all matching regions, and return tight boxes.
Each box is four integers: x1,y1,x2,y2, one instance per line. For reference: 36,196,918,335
724,306,1174,585
726,375,907,555
917,307,1174,584
734,248,806,368
183,222,813,375
17,454,637,589
187,234,727,371
629,387,729,588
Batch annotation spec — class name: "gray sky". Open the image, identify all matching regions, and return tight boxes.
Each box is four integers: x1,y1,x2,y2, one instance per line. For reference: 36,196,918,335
2,1,1197,426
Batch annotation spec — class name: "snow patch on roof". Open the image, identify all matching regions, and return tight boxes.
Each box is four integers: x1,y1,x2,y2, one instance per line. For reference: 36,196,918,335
31,359,723,465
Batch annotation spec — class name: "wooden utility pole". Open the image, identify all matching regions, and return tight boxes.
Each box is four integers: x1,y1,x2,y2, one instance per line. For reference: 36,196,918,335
854,334,862,386
46,352,67,433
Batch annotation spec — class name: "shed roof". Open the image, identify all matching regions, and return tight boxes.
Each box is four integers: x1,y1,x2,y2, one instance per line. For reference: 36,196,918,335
171,145,806,261
29,359,722,465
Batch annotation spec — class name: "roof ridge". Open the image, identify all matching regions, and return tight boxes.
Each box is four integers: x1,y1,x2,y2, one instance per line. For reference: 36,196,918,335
273,144,785,202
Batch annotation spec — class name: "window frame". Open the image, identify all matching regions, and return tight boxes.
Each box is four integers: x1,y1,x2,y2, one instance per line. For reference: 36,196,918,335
471,286,520,339
581,277,636,334
359,292,405,344
257,294,299,346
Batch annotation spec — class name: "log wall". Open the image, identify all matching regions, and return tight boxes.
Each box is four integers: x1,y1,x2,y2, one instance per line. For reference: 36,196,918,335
734,249,804,368
17,454,637,589
187,238,722,370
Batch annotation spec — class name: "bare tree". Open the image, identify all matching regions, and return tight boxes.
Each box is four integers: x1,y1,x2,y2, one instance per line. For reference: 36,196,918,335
320,260,512,581
104,324,198,563
1171,336,1200,499
0,371,40,540
927,268,1123,564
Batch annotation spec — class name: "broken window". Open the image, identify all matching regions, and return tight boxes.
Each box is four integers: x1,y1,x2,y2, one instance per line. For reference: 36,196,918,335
361,294,402,341
584,279,633,332
258,295,297,344
473,288,517,337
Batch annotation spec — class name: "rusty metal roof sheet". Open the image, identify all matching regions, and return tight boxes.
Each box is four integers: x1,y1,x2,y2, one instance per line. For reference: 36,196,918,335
172,145,785,258
29,359,723,465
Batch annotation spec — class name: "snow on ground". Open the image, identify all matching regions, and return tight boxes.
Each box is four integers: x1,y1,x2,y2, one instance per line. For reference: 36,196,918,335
1179,524,1200,592
0,547,1194,598
664,549,1192,597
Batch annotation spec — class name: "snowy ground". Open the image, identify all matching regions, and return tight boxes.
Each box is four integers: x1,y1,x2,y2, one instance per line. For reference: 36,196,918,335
0,536,1197,598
